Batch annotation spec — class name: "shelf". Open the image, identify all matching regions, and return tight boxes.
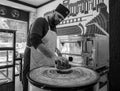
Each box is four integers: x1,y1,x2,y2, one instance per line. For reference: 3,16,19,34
0,29,16,33
0,65,13,69
0,68,13,85
60,39,83,43
0,48,14,50
15,57,22,61
0,72,12,85
0,61,13,66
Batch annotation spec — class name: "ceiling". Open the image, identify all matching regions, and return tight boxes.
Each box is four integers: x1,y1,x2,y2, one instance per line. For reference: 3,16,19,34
8,0,55,8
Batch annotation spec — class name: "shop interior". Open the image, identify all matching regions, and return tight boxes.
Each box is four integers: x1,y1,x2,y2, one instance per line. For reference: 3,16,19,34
0,0,109,91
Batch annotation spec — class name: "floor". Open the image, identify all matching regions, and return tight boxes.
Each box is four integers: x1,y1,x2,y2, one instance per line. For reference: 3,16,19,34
15,76,23,91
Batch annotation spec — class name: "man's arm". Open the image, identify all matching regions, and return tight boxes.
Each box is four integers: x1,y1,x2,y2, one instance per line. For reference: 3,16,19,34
37,43,57,60
55,48,62,57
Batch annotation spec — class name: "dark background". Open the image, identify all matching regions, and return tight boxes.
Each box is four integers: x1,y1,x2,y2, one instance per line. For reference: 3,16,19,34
0,4,29,21
109,0,120,91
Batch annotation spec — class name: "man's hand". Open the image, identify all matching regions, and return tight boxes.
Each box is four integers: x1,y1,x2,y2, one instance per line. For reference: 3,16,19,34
54,56,71,70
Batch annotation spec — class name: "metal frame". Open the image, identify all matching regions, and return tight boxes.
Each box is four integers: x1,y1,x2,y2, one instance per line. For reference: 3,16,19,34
0,29,16,91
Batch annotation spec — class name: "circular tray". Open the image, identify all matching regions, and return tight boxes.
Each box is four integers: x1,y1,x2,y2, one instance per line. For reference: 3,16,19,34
28,66,99,88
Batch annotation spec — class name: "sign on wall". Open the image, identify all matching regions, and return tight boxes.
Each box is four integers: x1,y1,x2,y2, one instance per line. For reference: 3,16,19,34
59,0,107,25
63,0,105,17
0,4,29,21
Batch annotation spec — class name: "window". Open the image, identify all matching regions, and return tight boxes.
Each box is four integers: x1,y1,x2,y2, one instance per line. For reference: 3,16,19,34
0,17,28,55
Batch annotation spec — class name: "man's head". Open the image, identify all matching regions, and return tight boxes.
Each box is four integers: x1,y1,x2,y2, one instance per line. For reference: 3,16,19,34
45,4,70,26
55,4,70,19
49,10,65,26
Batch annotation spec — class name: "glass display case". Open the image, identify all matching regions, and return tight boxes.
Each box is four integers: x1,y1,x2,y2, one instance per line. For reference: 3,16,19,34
0,17,27,55
0,29,16,91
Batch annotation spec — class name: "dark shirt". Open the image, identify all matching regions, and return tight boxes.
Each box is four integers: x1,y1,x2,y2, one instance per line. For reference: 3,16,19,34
27,17,49,49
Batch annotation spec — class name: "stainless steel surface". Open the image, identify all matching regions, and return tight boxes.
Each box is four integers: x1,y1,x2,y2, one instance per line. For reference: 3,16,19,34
27,66,100,91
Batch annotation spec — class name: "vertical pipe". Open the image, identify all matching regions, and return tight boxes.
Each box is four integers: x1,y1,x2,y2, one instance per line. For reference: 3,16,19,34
73,6,76,15
13,31,16,91
98,0,99,4
80,3,82,13
86,1,88,13
83,2,86,13
101,0,103,3
6,50,9,77
95,0,96,7
93,0,96,10
88,1,90,10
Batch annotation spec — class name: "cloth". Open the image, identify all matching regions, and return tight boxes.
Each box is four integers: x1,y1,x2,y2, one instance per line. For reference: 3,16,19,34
22,47,31,91
30,27,57,70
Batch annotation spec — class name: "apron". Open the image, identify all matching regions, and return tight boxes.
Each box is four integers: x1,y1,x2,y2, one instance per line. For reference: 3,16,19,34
30,27,57,70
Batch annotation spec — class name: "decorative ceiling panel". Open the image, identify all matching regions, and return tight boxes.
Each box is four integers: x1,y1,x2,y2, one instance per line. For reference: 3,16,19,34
18,0,50,6
7,0,55,8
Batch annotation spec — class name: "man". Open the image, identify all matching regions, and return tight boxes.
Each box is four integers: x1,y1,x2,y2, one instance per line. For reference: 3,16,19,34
22,4,70,91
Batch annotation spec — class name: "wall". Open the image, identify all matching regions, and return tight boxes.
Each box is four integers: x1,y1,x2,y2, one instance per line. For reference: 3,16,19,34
37,0,109,29
37,0,63,17
0,0,36,12
0,0,37,26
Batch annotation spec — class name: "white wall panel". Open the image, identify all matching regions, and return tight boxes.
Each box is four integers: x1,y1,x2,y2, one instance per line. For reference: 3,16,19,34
0,0,36,12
